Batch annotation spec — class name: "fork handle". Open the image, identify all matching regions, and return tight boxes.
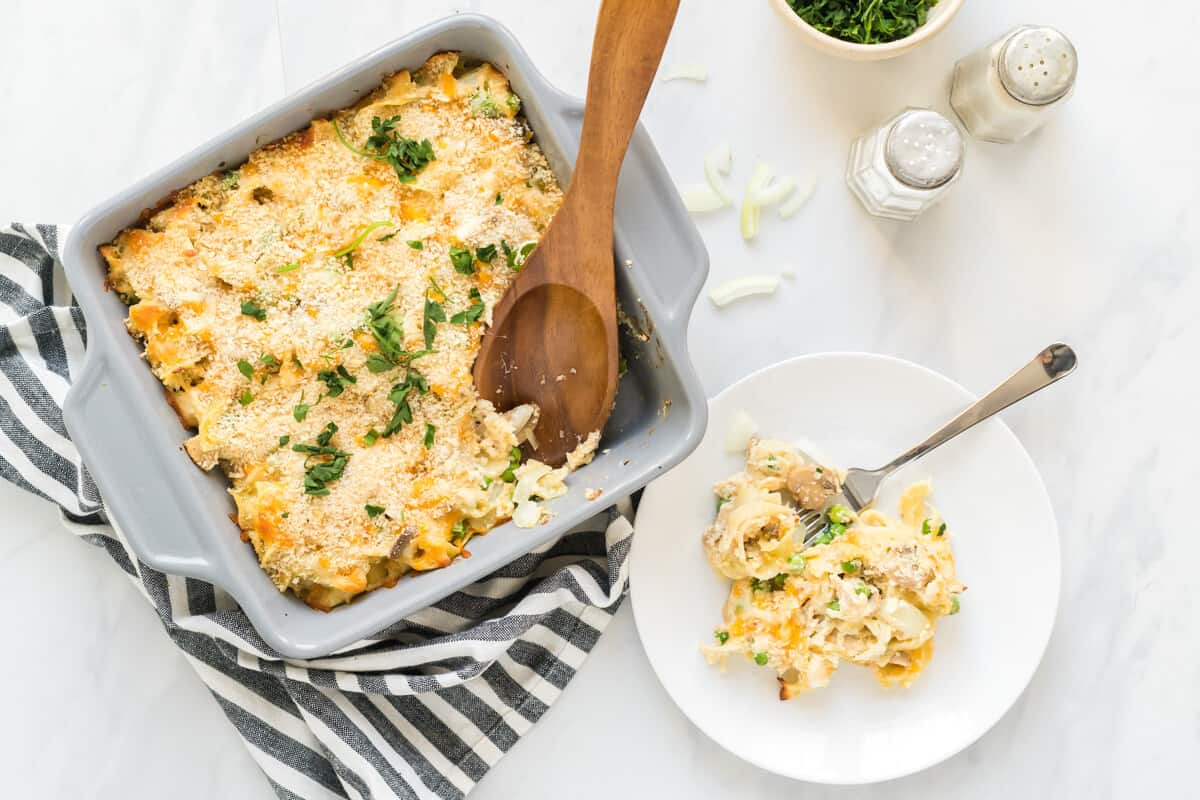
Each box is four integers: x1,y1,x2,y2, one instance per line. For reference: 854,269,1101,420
879,344,1077,474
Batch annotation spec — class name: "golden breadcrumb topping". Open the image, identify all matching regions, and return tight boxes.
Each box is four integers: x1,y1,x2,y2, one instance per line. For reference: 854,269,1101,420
100,53,594,610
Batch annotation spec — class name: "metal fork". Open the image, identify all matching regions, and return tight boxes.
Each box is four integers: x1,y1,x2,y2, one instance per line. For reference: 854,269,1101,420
800,343,1077,543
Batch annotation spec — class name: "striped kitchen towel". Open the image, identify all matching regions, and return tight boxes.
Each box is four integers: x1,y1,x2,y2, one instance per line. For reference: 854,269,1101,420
0,223,633,800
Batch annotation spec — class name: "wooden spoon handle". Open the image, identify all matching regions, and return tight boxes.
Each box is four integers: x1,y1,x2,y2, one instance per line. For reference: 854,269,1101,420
571,0,680,211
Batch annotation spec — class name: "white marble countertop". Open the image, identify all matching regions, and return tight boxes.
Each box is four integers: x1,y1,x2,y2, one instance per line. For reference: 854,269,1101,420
2,1,1196,797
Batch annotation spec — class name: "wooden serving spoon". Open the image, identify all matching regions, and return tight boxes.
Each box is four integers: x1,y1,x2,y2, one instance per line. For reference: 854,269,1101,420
474,0,681,465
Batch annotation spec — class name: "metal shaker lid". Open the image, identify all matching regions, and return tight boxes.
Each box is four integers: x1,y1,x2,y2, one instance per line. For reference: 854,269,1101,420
999,26,1078,106
884,109,964,190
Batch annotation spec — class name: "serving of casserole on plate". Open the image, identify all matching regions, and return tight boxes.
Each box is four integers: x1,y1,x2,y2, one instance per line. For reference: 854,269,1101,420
630,353,1059,784
100,52,602,611
62,15,708,658
701,438,964,698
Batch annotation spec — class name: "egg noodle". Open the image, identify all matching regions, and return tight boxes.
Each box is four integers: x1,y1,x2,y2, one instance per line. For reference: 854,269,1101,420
702,438,964,699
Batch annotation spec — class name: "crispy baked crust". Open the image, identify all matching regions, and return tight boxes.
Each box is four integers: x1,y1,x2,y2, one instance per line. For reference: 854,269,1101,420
101,53,570,608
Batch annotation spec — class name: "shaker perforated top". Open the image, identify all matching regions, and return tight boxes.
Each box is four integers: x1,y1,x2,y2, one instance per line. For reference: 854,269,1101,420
884,109,964,190
999,26,1078,106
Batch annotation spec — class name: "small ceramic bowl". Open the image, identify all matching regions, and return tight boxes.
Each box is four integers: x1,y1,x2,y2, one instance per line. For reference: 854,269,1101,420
770,0,965,61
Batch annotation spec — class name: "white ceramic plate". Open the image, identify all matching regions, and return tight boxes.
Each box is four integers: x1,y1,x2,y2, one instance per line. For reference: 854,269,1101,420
630,353,1059,785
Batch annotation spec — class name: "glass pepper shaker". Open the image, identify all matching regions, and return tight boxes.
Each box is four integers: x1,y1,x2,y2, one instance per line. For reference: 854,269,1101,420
950,26,1078,144
846,108,965,222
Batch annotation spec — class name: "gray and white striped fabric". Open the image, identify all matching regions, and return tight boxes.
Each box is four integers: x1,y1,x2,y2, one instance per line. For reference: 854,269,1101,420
0,223,633,800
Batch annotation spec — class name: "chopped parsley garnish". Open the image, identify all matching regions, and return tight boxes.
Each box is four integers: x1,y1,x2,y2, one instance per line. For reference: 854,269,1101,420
293,422,350,496
841,560,861,573
332,114,435,183
716,495,731,512
278,435,290,447
751,573,788,592
221,170,240,190
319,339,354,363
494,192,503,205
275,262,302,274
785,0,936,45
238,391,254,406
500,239,536,271
381,370,429,438
937,522,947,537
258,353,281,383
293,394,313,422
715,631,730,646
827,600,841,611
378,231,398,242
365,504,385,518
949,595,961,615
363,429,380,446
240,300,267,321
754,652,769,666
854,583,871,596
407,239,424,250
365,287,432,373
500,446,522,482
316,365,357,398
449,246,475,274
475,244,497,263
423,288,446,350
423,422,435,449
787,553,806,572
827,504,854,524
921,518,932,535
237,359,254,380
450,288,485,325
331,221,393,262
450,520,469,545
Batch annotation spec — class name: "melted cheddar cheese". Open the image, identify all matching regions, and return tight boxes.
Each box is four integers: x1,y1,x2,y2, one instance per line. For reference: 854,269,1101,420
100,53,598,610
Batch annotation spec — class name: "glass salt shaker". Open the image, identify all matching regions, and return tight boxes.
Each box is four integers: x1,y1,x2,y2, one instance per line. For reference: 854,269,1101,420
846,108,965,222
950,26,1078,143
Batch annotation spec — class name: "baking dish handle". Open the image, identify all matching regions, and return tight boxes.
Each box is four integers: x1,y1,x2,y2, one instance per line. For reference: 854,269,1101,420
63,352,218,579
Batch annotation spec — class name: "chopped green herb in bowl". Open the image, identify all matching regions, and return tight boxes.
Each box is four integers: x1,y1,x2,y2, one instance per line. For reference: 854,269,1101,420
786,0,938,45
772,0,963,61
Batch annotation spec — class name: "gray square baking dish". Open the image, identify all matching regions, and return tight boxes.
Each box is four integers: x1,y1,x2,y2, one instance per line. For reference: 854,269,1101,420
61,13,707,659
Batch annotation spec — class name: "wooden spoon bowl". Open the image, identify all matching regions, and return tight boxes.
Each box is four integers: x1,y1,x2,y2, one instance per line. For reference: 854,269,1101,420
474,0,680,465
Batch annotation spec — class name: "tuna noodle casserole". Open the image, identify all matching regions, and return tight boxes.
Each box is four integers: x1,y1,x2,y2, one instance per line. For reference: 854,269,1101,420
702,438,964,698
101,53,597,610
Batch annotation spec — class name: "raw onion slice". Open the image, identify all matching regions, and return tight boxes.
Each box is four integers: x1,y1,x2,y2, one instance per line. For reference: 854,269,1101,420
661,63,708,82
680,183,727,213
709,274,780,307
704,142,733,205
739,162,773,240
725,409,760,453
751,176,797,207
779,174,818,219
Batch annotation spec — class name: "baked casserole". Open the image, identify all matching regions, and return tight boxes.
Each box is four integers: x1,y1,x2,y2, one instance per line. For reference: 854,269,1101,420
702,438,964,698
100,52,598,610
